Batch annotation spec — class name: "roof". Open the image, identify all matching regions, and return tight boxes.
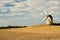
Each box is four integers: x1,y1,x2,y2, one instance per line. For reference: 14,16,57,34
46,15,53,20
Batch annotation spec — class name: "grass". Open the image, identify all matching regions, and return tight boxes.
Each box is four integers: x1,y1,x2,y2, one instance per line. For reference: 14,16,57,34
0,25,60,40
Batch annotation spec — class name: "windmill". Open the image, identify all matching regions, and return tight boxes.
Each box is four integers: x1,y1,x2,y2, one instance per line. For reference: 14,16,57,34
40,9,54,25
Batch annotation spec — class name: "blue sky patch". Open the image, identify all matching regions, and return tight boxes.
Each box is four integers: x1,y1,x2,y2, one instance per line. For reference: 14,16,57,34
14,0,27,2
4,3,15,7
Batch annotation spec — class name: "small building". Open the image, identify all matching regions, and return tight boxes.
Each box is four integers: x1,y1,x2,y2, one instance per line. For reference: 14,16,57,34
46,15,53,25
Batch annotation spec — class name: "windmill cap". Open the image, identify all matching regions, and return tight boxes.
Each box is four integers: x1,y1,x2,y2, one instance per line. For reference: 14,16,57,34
47,15,52,17
47,15,53,20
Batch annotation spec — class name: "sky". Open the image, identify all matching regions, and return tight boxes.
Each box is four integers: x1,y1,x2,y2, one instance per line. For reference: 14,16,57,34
0,0,60,26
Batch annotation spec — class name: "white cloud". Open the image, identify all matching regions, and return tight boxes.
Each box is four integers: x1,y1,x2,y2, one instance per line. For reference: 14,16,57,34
14,3,25,7
0,0,14,3
48,1,59,8
0,8,8,12
0,12,25,16
0,0,59,17
54,18,60,20
9,7,19,11
48,1,59,4
8,17,30,20
0,2,4,7
0,19,10,26
0,0,44,17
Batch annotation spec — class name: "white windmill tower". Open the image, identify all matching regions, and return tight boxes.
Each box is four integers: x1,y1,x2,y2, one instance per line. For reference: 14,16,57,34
46,15,53,25
40,9,54,25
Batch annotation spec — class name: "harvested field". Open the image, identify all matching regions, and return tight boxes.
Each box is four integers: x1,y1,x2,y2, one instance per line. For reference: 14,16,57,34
0,25,60,40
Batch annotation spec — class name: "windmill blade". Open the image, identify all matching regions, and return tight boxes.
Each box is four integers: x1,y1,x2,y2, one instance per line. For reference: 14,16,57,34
39,10,47,21
39,13,44,19
39,13,46,20
48,9,54,15
41,10,47,20
39,10,48,21
43,10,48,15
42,16,47,21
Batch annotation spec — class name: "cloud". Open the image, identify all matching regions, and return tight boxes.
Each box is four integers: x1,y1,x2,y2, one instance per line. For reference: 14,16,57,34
14,0,27,2
0,8,9,13
0,0,14,3
8,17,30,20
0,19,10,26
47,1,59,8
4,3,15,7
0,11,25,16
0,0,59,18
0,2,4,7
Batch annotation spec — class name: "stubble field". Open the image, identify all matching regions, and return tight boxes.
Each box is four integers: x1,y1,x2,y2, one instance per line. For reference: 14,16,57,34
0,25,60,40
